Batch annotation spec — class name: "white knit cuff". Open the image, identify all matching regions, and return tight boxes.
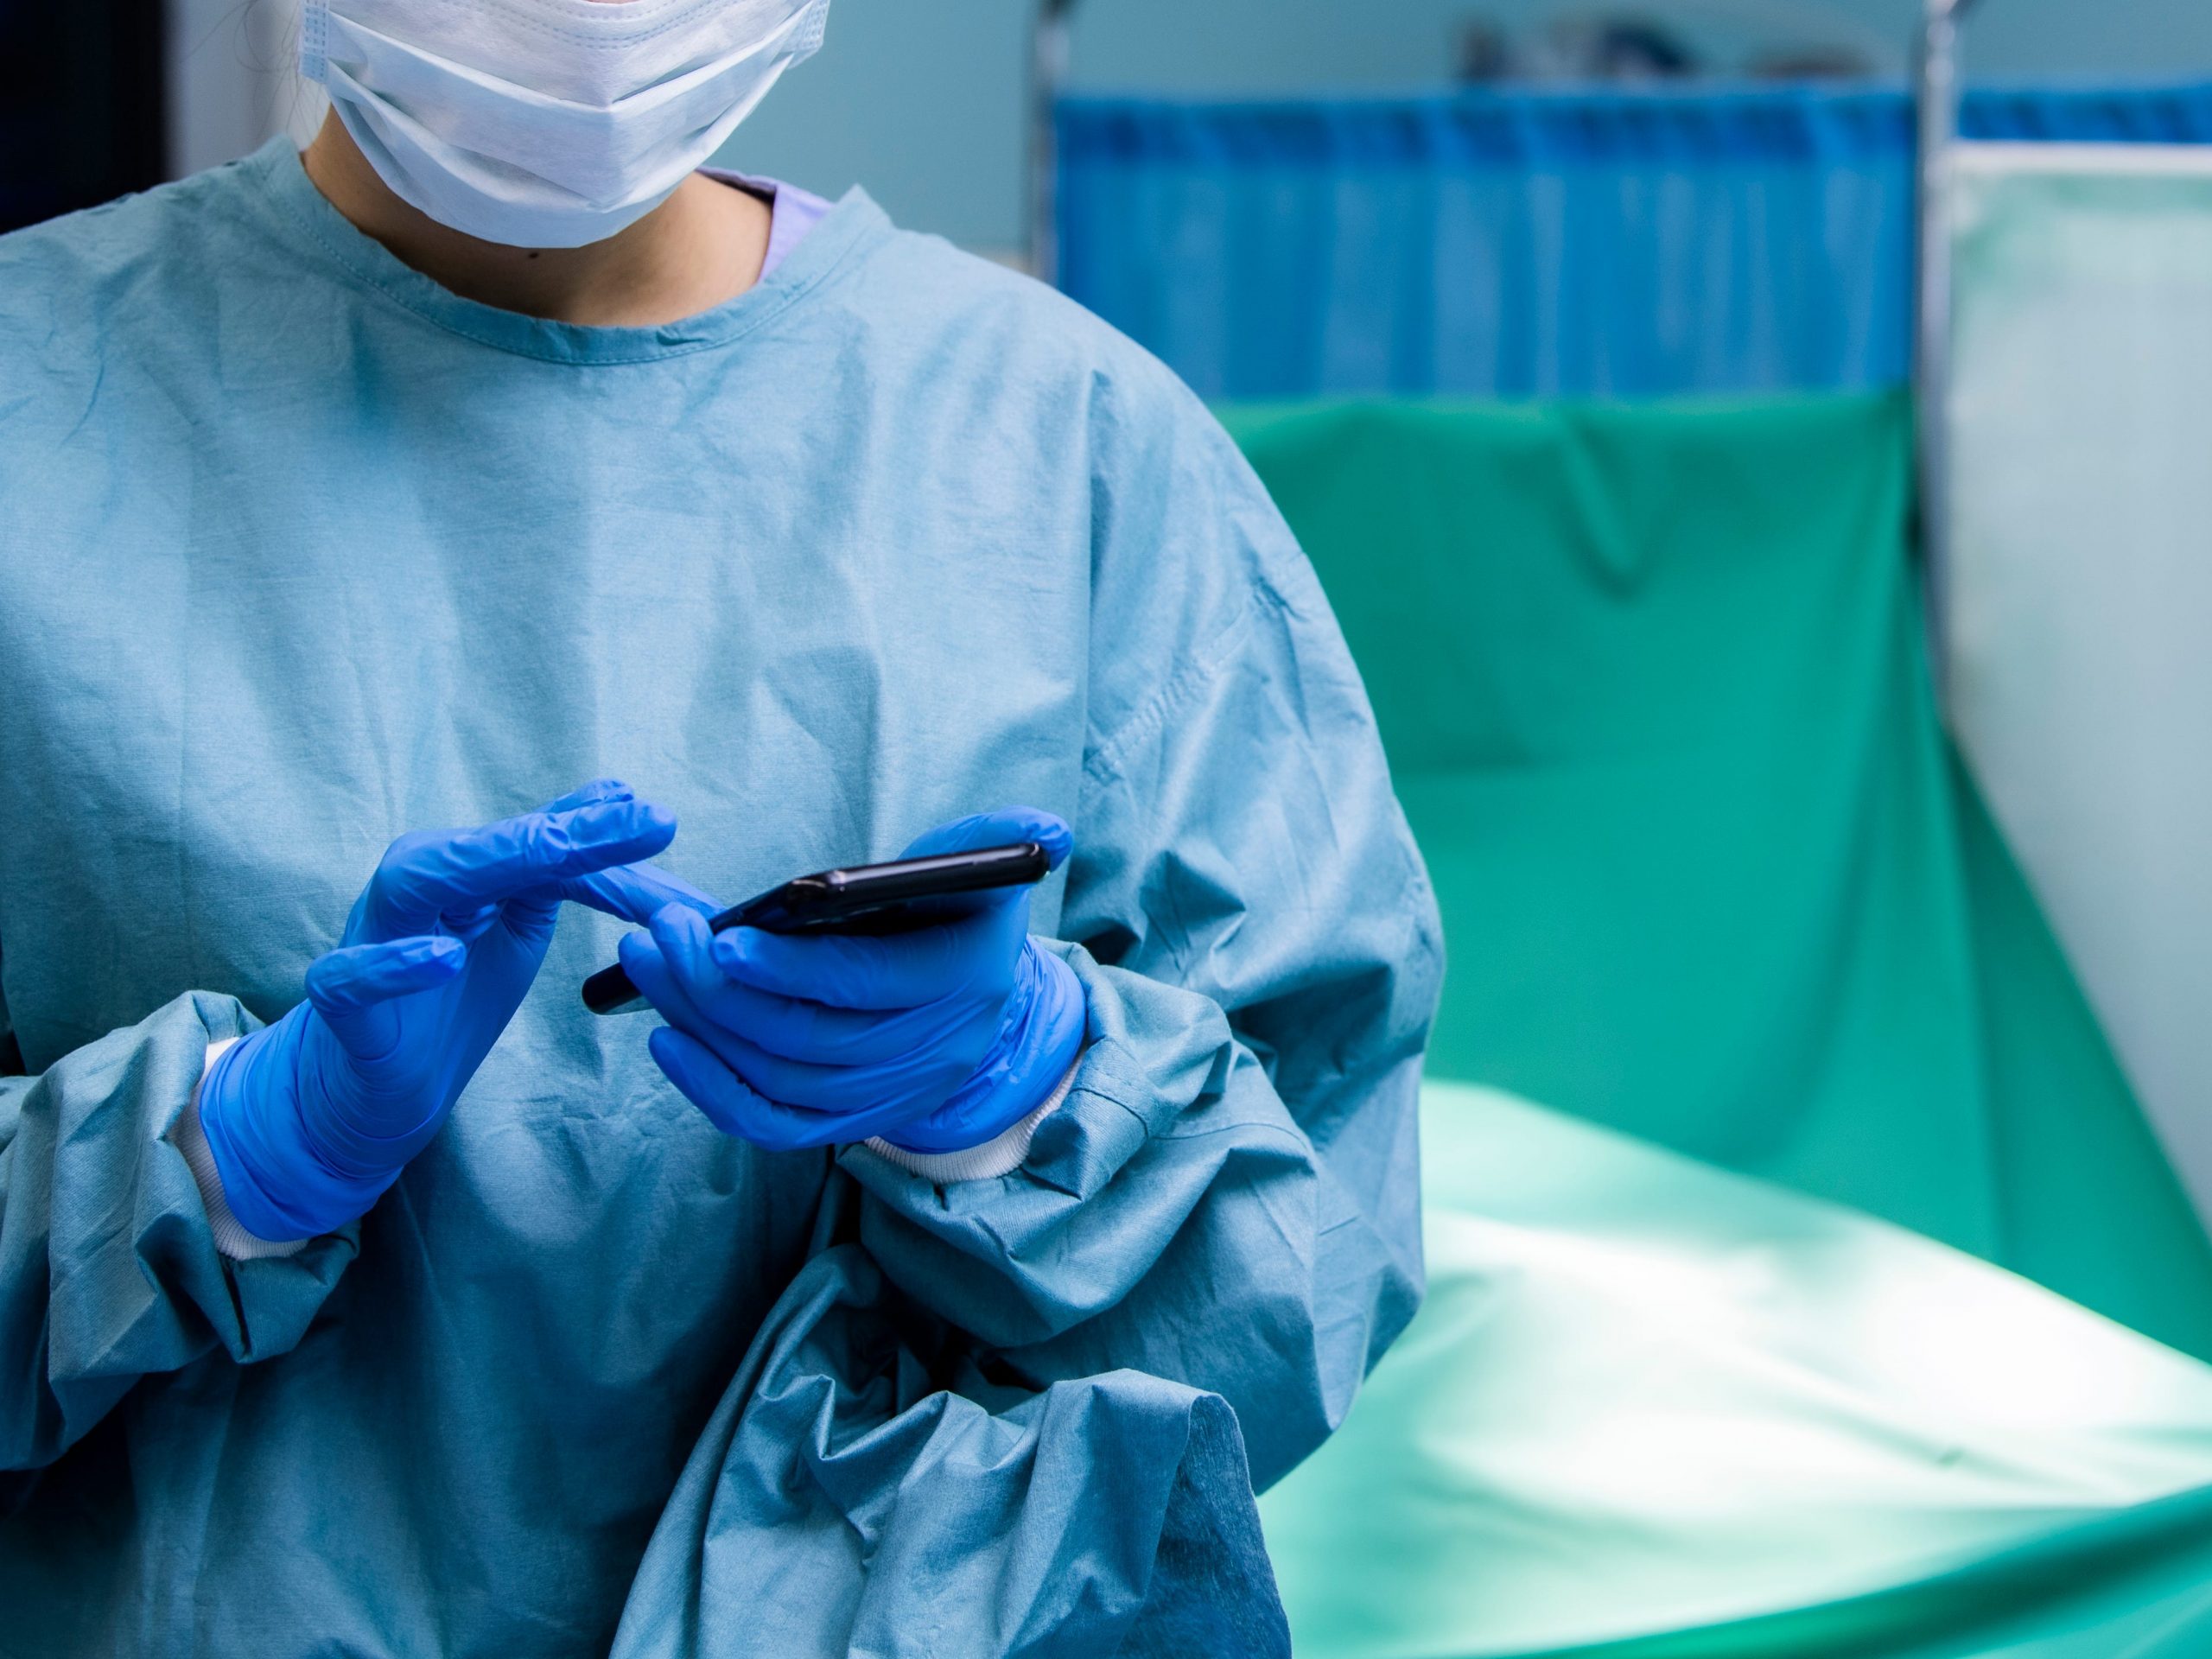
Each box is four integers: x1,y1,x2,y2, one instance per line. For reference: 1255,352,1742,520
862,1058,1080,1182
170,1038,311,1262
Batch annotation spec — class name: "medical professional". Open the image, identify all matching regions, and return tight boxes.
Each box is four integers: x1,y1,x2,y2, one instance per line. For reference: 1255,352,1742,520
0,0,1441,1652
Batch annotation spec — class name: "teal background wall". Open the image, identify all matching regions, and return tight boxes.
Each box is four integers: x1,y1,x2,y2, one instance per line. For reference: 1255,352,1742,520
715,0,2212,251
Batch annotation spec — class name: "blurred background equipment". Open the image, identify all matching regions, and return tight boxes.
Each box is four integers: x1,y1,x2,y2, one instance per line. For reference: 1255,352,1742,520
1471,2,1893,83
1515,14,1708,79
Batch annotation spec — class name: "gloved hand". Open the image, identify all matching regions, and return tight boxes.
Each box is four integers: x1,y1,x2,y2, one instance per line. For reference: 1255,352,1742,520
620,806,1088,1154
196,779,683,1242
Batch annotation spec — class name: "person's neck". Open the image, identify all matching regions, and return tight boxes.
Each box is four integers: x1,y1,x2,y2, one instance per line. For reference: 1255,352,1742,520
299,113,773,327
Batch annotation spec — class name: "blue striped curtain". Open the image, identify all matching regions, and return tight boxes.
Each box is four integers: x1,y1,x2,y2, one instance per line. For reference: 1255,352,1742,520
1055,85,2212,401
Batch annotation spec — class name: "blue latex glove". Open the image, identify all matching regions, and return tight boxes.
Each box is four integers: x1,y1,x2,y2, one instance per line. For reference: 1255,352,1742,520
197,779,683,1242
620,807,1088,1154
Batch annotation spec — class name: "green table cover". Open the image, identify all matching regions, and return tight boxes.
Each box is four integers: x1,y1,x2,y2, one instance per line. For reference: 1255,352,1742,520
1222,392,2212,1361
1260,1082,2212,1657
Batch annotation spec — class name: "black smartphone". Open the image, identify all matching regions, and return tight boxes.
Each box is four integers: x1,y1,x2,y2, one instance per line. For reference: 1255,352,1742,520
582,842,1050,1016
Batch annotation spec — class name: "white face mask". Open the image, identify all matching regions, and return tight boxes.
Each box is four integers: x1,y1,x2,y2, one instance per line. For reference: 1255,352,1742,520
302,0,830,249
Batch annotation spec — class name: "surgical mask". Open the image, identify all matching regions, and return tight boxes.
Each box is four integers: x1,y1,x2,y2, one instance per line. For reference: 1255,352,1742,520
301,0,830,249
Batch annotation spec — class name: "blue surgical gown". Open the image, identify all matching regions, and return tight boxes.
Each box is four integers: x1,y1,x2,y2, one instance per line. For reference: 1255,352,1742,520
0,140,1441,1657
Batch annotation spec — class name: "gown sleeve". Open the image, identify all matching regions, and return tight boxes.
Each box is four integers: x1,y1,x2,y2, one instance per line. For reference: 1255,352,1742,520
607,367,1441,1656
0,984,353,1489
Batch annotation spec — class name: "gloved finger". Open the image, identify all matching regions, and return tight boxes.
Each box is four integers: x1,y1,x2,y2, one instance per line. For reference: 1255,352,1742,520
648,906,982,1065
644,905,840,1044
899,805,1073,872
623,928,915,1113
646,1027,958,1151
304,935,467,1061
556,861,721,927
378,798,677,919
711,914,1017,1012
646,1027,842,1150
534,778,636,814
621,931,819,1094
503,779,661,925
619,928,718,1038
696,1007,978,1116
429,901,502,944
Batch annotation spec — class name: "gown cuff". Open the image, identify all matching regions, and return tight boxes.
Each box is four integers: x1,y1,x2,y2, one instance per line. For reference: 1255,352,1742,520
861,1056,1081,1182
173,1038,311,1262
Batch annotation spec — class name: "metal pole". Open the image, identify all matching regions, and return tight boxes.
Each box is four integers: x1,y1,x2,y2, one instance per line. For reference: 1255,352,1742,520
1027,0,1076,283
1913,0,1982,711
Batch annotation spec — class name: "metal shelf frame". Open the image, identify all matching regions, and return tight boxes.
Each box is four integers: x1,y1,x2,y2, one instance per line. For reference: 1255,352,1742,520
1914,0,1987,708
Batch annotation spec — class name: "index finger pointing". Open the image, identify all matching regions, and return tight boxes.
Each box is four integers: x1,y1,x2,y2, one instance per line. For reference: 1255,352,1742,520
376,799,678,919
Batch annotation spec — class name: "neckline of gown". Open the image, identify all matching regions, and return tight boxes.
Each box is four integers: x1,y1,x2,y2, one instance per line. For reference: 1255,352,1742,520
239,137,889,368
